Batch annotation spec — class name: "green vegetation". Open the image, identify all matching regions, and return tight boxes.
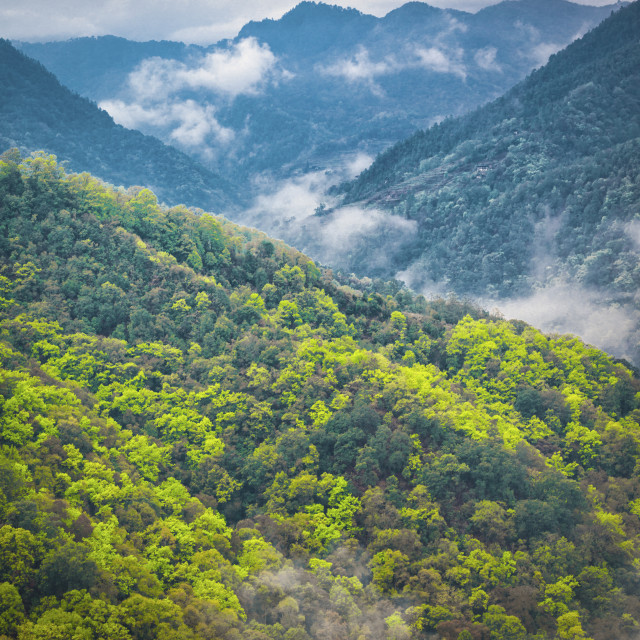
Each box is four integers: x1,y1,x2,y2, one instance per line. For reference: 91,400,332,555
1,151,640,639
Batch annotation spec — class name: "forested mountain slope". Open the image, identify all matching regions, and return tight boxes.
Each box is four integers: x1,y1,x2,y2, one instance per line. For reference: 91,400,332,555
0,39,239,212
338,0,639,291
318,0,640,361
16,1,621,183
1,151,640,640
13,36,198,101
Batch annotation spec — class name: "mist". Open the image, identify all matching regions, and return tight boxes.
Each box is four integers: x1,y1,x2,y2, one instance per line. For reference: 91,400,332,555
235,542,411,640
392,270,640,367
237,153,420,276
394,248,640,367
318,41,469,90
486,284,640,366
237,154,640,368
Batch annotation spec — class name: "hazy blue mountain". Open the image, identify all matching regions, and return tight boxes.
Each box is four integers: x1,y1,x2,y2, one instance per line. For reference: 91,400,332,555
0,39,239,211
310,0,639,363
16,1,622,184
14,36,198,101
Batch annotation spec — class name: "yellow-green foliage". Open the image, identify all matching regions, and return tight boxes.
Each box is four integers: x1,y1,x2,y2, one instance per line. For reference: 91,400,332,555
0,152,639,640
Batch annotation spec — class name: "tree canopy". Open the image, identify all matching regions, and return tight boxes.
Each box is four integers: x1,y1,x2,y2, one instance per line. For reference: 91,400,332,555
0,150,639,640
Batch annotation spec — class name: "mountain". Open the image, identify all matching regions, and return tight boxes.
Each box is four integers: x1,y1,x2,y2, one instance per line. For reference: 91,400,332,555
293,0,639,364
1,150,640,640
15,1,621,185
0,39,239,212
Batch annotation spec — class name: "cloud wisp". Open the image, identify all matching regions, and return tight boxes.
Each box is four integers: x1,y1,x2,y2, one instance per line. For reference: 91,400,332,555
394,260,640,367
307,206,419,273
474,46,502,72
101,99,235,149
318,43,467,92
243,151,374,227
514,21,593,69
238,153,417,274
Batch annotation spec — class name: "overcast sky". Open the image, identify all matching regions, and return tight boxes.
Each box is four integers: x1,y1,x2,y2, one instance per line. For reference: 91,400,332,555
0,0,619,44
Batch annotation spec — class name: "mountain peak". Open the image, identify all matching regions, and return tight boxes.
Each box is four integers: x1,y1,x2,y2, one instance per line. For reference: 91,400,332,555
237,1,376,56
384,2,449,19
281,1,365,22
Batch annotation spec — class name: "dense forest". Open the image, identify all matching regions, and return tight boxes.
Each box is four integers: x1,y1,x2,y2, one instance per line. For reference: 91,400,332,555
1,150,640,640
0,39,238,213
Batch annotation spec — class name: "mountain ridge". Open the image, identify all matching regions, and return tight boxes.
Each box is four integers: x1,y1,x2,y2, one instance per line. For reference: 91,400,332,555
0,38,240,212
318,0,640,363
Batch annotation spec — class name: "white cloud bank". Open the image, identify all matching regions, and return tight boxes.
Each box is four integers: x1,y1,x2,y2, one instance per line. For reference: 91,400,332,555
244,151,374,227
311,206,418,271
129,38,283,99
488,284,639,364
99,38,288,158
239,155,417,275
101,99,235,148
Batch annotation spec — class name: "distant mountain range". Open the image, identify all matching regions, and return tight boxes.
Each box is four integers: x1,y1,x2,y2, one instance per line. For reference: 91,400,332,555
16,0,623,184
0,39,239,212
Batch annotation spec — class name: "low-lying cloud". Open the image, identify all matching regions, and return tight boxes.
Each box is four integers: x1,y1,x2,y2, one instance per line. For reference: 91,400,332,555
488,284,640,365
627,220,640,250
394,251,640,366
238,153,417,273
243,152,373,227
415,45,467,77
321,47,394,83
345,152,375,178
529,41,565,68
131,38,283,98
101,98,234,148
308,206,418,272
248,171,331,225
515,20,592,69
474,46,501,72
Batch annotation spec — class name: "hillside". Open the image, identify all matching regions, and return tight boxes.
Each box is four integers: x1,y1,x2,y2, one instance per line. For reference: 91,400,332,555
307,0,640,363
16,1,620,184
1,151,640,640
0,39,239,212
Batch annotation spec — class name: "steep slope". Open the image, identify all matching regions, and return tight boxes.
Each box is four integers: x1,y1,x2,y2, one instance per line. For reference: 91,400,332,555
317,0,640,362
16,1,620,184
0,39,239,212
1,151,640,640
